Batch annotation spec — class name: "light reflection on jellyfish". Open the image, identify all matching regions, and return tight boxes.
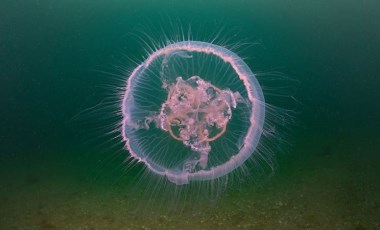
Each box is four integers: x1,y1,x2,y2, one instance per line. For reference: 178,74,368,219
122,41,267,185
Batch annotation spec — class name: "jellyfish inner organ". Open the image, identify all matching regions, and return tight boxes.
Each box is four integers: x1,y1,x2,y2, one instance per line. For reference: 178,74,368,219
159,76,242,170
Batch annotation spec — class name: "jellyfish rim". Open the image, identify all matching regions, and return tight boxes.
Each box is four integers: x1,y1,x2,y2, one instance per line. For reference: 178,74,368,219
121,41,265,185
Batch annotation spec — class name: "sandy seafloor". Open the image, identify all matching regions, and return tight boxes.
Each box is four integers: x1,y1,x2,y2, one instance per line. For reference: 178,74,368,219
1,133,379,230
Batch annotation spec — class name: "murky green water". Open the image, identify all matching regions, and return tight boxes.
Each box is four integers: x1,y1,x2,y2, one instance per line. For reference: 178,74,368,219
1,0,379,229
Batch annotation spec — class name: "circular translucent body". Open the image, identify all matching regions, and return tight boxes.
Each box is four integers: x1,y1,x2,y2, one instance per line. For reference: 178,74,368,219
122,41,265,185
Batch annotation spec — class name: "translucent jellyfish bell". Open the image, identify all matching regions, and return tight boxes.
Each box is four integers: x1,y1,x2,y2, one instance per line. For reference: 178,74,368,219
122,41,265,185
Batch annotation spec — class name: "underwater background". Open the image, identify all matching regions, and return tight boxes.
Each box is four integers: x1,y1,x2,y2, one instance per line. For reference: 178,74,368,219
1,0,379,229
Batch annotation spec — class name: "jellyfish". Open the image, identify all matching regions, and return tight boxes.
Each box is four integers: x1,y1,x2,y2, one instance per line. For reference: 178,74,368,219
122,41,266,185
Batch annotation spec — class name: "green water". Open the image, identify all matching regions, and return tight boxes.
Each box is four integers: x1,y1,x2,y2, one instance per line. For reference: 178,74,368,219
1,0,379,229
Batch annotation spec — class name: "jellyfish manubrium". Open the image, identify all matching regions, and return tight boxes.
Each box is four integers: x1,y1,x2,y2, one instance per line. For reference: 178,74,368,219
122,41,265,185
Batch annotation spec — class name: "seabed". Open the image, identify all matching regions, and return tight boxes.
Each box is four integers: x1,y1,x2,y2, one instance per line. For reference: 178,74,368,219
0,134,378,229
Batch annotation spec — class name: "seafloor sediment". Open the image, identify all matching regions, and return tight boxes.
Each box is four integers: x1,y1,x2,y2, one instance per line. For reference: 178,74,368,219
0,134,378,230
